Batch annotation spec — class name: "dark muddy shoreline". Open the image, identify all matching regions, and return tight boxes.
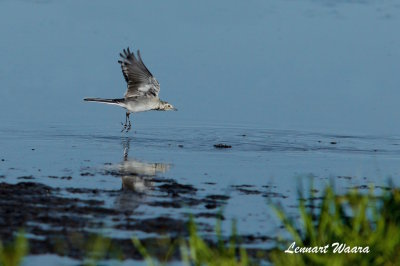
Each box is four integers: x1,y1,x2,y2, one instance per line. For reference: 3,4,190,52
0,180,271,260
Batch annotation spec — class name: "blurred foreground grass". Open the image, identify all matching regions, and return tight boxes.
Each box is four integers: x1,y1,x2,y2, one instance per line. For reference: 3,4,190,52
270,185,400,266
0,232,27,266
1,184,400,266
133,217,250,266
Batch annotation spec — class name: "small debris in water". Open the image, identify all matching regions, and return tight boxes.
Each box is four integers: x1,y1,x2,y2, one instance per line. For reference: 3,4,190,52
232,184,255,188
80,172,95,176
338,175,352,180
17,175,34,180
195,212,224,220
352,185,369,190
178,144,184,148
262,185,277,188
330,141,337,145
66,188,99,194
48,175,72,180
213,143,232,149
205,194,230,201
238,188,262,195
205,203,217,209
1,159,4,162
262,191,288,199
232,185,262,195
158,182,197,195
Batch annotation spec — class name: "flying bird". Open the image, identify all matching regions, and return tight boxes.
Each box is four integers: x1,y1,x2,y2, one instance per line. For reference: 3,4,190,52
84,47,177,132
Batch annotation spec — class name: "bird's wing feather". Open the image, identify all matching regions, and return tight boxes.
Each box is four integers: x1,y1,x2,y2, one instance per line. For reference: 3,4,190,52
118,48,160,98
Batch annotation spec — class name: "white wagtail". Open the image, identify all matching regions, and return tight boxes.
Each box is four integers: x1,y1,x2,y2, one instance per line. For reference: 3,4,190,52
84,47,177,132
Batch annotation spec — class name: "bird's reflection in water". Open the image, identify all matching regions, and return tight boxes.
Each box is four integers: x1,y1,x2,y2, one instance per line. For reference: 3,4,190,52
111,138,171,212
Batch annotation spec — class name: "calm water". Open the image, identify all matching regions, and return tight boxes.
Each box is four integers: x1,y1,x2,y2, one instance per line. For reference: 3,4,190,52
0,0,399,135
0,0,400,264
2,124,400,235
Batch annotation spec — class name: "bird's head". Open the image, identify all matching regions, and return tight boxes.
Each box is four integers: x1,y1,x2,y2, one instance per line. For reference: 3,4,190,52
159,101,177,111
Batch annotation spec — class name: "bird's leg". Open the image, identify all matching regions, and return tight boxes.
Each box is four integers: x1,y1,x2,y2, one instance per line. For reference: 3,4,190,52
121,112,132,133
121,112,133,133
121,112,129,132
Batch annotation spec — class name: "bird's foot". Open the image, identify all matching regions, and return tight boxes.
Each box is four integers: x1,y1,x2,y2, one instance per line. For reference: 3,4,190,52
121,122,127,132
121,122,131,133
121,113,132,133
121,120,128,132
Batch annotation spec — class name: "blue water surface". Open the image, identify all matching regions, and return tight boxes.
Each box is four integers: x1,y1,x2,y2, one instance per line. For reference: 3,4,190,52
0,0,400,265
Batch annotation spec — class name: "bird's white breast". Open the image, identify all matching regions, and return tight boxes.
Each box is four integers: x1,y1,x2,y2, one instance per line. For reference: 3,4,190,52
124,98,159,113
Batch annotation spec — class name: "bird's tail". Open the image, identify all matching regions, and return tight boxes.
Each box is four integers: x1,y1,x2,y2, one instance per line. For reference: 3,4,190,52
84,98,125,106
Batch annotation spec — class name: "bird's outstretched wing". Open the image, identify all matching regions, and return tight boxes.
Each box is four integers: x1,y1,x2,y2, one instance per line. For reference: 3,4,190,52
118,48,160,98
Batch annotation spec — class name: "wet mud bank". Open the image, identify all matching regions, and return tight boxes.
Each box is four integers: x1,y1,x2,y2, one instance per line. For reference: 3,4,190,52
0,180,270,260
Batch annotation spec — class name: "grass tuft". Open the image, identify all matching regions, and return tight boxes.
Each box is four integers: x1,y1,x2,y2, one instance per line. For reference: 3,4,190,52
0,231,28,266
133,216,250,266
270,185,400,266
